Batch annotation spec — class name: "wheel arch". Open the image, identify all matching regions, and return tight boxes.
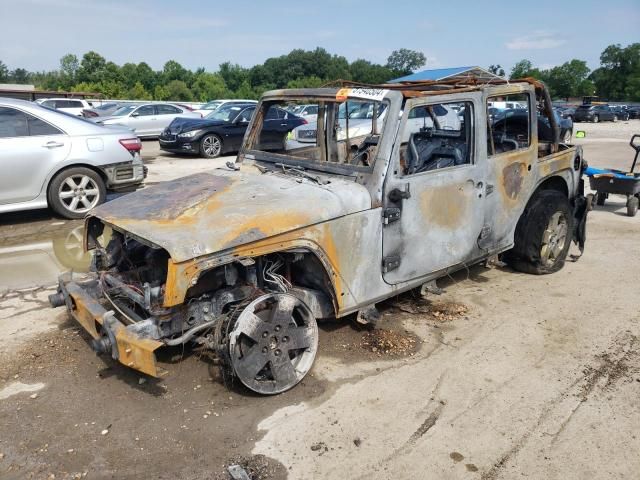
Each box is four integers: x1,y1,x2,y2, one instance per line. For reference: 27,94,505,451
182,244,341,318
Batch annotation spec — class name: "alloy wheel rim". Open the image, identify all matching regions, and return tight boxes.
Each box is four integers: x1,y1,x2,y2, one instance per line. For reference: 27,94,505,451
58,175,100,213
540,212,568,266
203,136,221,156
229,293,318,394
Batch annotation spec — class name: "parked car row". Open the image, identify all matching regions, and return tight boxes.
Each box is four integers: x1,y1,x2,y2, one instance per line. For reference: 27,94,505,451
556,104,640,123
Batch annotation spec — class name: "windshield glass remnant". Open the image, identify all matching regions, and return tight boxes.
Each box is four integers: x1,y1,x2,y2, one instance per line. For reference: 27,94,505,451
247,98,389,170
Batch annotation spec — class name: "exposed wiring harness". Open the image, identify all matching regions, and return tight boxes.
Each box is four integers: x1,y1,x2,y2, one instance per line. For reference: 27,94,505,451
262,258,291,292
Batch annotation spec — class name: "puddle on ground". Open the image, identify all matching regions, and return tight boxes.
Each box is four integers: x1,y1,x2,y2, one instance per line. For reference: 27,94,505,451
0,224,109,290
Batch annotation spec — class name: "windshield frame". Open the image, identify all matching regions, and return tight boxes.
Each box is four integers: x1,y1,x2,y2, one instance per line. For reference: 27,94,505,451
241,95,392,175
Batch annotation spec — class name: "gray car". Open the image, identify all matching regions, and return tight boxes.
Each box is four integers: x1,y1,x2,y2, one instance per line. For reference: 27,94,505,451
82,101,133,119
0,97,146,219
96,103,201,138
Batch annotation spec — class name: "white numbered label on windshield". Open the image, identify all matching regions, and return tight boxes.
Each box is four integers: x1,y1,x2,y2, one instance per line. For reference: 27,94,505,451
336,88,388,102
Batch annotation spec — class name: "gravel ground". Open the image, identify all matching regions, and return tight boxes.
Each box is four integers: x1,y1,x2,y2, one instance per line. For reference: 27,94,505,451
0,122,639,479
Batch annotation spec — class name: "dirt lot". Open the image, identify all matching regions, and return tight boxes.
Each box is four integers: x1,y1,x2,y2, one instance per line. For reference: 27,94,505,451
1,121,639,479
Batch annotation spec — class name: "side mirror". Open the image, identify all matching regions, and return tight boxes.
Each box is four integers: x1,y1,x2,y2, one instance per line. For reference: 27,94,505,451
131,112,140,117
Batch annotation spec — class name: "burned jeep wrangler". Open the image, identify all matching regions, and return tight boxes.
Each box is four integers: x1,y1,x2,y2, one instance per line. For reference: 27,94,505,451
50,78,588,394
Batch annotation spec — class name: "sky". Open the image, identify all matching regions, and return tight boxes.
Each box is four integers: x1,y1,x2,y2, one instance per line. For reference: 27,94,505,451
1,0,638,75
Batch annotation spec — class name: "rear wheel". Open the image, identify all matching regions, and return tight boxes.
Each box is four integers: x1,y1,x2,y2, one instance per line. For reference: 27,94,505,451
596,192,606,206
504,190,573,274
627,196,639,217
200,134,222,158
613,115,618,122
47,167,106,219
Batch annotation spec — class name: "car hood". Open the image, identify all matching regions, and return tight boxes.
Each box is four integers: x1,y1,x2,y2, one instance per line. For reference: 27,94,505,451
89,167,371,262
167,117,227,133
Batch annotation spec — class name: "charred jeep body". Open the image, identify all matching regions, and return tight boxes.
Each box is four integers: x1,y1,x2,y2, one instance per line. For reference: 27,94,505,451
51,78,588,394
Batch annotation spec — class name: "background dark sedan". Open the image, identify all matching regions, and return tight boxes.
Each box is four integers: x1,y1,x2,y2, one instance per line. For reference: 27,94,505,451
159,103,306,158
573,104,618,123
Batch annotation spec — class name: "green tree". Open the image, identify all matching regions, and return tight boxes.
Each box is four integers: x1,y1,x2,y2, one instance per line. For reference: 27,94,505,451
233,80,256,99
153,84,169,100
544,59,593,99
191,72,227,101
10,68,29,84
286,76,324,89
77,51,107,83
0,60,9,82
162,60,190,84
386,49,426,75
219,62,249,92
164,79,193,101
127,81,152,100
590,43,640,101
510,59,542,79
136,62,157,92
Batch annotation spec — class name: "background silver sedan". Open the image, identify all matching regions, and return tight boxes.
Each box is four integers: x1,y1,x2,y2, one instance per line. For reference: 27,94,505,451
0,98,145,219
96,103,201,138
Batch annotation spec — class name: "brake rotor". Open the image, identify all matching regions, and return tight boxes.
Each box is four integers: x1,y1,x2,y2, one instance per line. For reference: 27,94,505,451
227,293,318,394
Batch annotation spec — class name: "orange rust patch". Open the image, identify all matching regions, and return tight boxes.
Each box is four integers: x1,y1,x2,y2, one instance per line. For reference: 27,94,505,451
502,162,526,199
419,184,471,228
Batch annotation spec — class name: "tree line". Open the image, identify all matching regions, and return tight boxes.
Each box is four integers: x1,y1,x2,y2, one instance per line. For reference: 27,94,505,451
0,43,638,102
509,43,640,101
0,48,425,102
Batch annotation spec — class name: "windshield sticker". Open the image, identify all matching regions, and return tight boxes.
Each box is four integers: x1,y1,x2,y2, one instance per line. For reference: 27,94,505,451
336,88,388,102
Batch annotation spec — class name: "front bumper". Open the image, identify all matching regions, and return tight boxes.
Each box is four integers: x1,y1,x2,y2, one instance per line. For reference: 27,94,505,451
159,136,200,154
50,272,164,377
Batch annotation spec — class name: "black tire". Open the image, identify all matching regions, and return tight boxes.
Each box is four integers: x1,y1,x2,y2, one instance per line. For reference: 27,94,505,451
200,134,222,158
47,167,106,219
596,192,606,206
593,115,599,123
504,190,574,275
627,196,639,217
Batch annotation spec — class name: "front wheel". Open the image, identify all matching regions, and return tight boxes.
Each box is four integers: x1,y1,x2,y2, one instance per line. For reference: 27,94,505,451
226,293,318,395
504,190,574,274
593,115,600,123
47,167,106,219
613,115,618,122
200,134,222,158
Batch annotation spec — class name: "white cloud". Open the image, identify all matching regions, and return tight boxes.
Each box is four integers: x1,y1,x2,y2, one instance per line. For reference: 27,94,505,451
506,31,566,50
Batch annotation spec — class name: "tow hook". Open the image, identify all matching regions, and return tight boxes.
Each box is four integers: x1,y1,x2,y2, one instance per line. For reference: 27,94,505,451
48,291,66,308
91,336,112,354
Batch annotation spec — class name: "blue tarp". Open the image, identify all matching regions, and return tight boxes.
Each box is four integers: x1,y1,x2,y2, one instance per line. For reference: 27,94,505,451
584,167,638,180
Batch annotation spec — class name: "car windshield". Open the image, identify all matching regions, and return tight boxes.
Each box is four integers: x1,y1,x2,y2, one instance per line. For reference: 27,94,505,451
205,104,247,121
201,101,223,111
111,105,137,116
95,102,119,111
246,98,389,173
